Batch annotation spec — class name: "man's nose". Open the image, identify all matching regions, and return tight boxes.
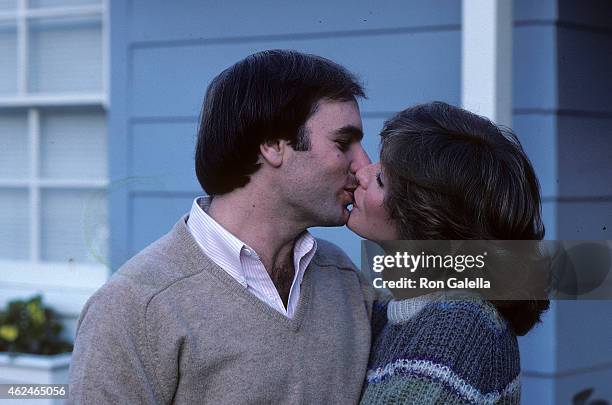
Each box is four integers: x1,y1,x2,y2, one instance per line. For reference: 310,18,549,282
350,144,371,174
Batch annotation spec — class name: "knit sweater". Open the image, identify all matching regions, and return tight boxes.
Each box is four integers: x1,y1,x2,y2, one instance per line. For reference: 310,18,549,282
360,293,520,405
69,216,373,404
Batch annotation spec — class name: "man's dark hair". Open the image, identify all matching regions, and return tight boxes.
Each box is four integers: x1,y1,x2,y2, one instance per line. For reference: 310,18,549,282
380,101,549,336
195,49,365,195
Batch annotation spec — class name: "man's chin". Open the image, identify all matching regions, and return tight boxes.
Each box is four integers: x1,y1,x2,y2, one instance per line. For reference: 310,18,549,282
307,204,352,227
314,209,349,228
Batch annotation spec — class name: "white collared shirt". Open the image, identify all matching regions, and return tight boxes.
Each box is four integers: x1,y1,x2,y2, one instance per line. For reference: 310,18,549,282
186,196,317,318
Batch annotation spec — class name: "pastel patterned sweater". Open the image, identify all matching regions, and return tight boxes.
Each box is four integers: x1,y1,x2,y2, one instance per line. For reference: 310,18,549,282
360,293,520,404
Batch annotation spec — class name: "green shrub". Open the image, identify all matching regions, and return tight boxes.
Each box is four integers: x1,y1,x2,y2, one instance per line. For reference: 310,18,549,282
0,295,72,355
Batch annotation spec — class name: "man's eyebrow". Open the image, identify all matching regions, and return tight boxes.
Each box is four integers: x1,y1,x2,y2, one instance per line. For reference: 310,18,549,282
334,125,364,142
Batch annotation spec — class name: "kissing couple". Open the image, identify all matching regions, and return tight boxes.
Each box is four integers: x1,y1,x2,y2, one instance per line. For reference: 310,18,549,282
69,50,548,405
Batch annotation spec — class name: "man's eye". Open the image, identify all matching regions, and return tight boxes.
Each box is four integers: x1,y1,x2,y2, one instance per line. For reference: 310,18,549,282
335,140,350,152
376,172,384,187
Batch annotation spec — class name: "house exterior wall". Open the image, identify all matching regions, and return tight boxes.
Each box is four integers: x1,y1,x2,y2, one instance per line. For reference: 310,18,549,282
551,0,612,402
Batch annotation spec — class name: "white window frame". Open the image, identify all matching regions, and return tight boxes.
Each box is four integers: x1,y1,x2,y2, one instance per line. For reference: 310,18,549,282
0,0,109,318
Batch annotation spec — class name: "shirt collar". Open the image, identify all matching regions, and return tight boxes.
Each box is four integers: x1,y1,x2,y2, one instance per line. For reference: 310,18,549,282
187,196,247,286
187,196,317,285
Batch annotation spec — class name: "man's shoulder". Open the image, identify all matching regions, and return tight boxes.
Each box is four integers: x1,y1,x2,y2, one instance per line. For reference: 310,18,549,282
88,216,205,313
116,233,196,289
312,238,358,272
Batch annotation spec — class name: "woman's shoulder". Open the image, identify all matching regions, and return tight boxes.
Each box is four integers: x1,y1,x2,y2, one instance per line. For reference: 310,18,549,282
384,295,519,358
366,294,520,402
377,293,504,333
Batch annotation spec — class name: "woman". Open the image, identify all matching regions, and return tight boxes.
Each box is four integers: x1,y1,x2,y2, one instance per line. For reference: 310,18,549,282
348,102,549,404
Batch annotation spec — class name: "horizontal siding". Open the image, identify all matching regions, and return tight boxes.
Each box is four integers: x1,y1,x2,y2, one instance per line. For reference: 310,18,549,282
511,0,560,259
557,200,612,239
519,305,557,374
128,193,197,255
513,25,557,110
130,121,199,192
128,31,462,118
556,301,612,371
513,113,558,200
558,0,612,31
541,200,558,239
557,116,612,198
555,366,612,404
553,7,612,224
128,0,461,43
548,6,612,403
557,27,612,114
512,0,560,253
359,116,390,160
521,374,556,405
514,0,557,22
523,365,612,405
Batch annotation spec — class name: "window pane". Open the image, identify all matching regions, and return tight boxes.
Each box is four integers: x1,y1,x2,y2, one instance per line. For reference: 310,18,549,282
0,0,17,11
0,21,17,94
41,188,107,263
28,16,102,93
29,0,100,8
40,109,106,179
0,111,29,179
0,188,29,260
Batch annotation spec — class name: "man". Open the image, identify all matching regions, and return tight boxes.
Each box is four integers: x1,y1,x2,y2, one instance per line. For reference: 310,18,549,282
69,50,373,404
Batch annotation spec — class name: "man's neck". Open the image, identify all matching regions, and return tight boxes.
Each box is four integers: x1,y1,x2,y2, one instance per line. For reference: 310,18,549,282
208,190,307,307
207,190,306,276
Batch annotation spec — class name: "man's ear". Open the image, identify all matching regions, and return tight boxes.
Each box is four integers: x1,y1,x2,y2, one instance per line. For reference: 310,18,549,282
259,139,286,168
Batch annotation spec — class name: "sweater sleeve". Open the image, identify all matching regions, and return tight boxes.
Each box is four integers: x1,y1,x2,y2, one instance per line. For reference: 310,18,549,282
68,279,166,405
360,300,520,405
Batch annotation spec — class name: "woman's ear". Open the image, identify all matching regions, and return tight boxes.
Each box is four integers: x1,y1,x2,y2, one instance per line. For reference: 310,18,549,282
259,139,286,168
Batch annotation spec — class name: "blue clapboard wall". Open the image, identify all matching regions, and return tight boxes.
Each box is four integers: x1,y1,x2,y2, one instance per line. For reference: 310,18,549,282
108,1,612,403
514,1,612,402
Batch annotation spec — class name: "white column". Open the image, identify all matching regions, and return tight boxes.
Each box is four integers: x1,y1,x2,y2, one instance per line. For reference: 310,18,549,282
462,0,513,127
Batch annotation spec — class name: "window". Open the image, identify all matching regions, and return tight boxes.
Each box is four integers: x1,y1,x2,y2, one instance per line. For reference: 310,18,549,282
0,0,108,313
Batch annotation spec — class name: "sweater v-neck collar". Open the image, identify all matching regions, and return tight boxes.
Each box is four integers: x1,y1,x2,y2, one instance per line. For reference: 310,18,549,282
168,215,313,332
202,254,313,332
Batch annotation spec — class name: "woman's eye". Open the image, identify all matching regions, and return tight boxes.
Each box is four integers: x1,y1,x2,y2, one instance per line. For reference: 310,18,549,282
376,172,384,187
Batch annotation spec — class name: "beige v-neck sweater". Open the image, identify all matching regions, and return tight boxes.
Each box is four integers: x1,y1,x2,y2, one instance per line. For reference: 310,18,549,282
69,216,373,404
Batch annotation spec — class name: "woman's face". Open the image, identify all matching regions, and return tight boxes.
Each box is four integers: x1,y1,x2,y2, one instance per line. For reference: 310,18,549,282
347,162,399,241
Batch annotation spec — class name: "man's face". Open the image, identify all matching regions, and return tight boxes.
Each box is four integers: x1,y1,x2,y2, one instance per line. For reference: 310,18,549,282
282,99,370,227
